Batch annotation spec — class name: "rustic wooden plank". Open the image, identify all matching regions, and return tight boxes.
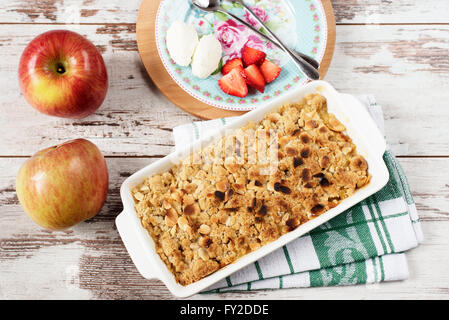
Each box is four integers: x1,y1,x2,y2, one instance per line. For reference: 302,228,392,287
0,157,170,299
0,23,194,157
325,25,449,156
0,0,139,24
0,157,447,299
0,0,448,24
398,158,449,221
0,24,448,156
332,0,449,24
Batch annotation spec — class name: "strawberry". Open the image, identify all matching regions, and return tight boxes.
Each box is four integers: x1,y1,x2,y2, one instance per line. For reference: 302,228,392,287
241,45,266,67
242,64,265,93
260,59,282,83
218,68,248,98
221,58,244,75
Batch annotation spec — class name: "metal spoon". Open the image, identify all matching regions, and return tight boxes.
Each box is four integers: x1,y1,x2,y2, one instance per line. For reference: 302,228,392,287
190,0,320,80
229,0,320,69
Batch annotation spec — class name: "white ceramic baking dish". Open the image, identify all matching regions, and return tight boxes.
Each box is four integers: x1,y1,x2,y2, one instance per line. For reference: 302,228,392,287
115,80,389,298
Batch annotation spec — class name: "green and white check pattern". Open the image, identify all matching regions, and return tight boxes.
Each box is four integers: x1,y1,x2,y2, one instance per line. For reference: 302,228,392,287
172,95,423,292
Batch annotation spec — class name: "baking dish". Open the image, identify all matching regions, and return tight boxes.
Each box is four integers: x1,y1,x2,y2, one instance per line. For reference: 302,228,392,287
115,80,389,298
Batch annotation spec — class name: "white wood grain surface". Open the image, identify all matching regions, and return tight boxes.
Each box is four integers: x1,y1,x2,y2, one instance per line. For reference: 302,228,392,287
0,0,448,300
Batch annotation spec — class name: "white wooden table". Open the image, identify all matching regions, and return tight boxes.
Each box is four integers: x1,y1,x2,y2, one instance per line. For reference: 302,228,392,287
0,0,448,300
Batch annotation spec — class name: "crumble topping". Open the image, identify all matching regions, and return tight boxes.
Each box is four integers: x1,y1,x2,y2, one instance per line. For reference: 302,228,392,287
132,94,371,285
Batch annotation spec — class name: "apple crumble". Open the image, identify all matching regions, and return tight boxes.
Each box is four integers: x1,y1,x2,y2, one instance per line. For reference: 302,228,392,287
132,94,371,285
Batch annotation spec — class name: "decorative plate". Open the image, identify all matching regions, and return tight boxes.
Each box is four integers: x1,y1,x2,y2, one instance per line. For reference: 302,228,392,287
155,0,328,111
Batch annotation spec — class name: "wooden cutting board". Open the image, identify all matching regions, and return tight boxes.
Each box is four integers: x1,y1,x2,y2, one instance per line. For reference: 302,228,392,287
136,0,336,120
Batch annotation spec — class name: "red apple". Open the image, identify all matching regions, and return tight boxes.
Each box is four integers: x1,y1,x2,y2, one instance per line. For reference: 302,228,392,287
18,30,108,119
16,139,109,230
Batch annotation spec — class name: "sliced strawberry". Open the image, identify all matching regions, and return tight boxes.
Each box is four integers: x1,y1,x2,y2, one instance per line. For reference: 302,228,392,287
241,45,266,67
221,58,244,75
218,68,248,98
260,59,281,83
242,64,265,93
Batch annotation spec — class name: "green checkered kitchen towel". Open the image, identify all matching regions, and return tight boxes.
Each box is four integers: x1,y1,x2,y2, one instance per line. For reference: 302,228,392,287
172,94,423,292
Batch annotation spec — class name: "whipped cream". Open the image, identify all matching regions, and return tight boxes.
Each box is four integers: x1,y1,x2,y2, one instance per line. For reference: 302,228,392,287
166,20,199,67
191,34,223,79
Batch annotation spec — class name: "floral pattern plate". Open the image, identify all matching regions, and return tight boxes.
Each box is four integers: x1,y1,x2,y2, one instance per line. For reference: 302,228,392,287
155,0,328,111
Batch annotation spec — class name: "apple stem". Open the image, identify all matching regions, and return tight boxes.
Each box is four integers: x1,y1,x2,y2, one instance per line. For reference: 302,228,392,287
56,63,66,74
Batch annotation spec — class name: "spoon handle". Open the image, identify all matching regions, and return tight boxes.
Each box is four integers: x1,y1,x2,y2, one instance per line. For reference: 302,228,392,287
217,9,320,80
238,1,320,70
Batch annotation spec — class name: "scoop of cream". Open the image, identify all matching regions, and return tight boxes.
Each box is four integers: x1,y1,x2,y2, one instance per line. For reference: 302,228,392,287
166,20,198,67
191,34,223,79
